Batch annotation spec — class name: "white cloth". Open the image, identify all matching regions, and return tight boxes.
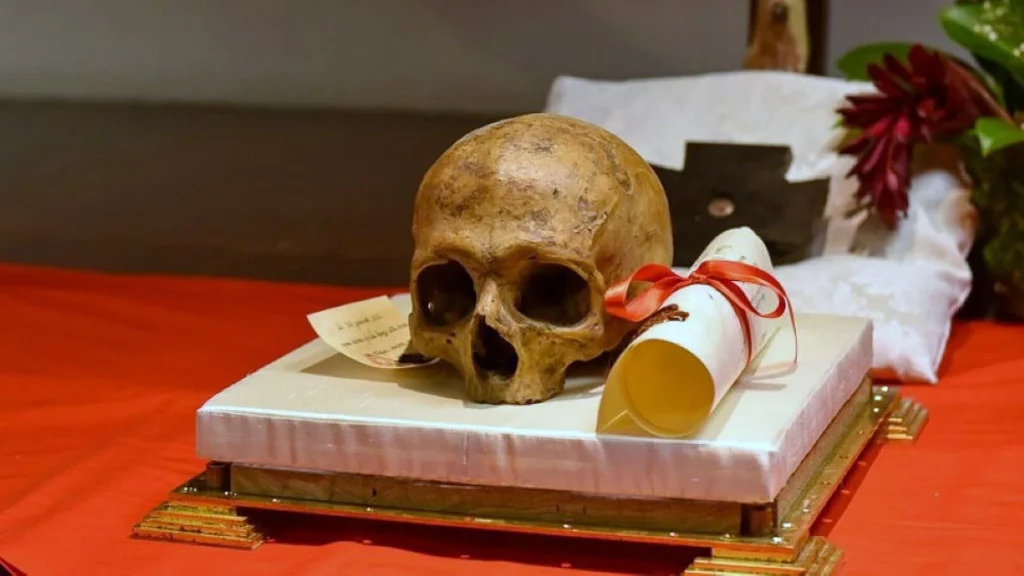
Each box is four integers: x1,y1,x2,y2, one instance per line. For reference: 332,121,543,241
545,71,977,383
197,312,871,504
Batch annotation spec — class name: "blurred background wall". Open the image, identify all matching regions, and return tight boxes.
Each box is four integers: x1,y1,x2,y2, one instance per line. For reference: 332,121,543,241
0,0,965,114
0,0,971,285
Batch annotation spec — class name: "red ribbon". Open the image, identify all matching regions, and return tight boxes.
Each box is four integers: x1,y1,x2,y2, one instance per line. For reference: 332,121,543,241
604,260,797,365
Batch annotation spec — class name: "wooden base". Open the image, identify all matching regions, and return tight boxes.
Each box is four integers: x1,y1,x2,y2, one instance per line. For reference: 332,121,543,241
132,384,926,574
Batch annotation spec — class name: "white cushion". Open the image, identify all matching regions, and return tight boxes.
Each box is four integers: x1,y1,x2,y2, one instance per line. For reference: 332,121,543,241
546,71,977,383
197,310,871,504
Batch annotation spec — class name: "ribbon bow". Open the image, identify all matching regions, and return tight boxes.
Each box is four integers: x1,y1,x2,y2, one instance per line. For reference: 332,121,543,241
604,260,797,365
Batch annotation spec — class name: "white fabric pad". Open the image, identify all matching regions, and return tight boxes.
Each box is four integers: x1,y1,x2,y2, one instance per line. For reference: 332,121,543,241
197,312,871,504
543,72,976,384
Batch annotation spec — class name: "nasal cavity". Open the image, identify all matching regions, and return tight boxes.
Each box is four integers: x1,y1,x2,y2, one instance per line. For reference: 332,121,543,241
472,321,519,379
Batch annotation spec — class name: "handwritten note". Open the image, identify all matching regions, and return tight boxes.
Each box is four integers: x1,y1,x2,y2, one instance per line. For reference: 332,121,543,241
307,296,437,369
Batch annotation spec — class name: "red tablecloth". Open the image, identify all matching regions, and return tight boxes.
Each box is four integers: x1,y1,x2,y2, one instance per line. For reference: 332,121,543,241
1,263,1023,575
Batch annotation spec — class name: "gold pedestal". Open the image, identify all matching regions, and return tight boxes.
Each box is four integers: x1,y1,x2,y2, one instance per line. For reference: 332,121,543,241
132,381,925,575
132,502,264,550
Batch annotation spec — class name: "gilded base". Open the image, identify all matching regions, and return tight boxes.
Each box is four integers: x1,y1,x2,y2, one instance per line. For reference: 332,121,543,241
131,384,923,574
879,390,929,443
686,536,842,575
131,502,265,550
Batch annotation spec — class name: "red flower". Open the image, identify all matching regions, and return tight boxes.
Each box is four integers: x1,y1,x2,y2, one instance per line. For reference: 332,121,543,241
837,44,1000,227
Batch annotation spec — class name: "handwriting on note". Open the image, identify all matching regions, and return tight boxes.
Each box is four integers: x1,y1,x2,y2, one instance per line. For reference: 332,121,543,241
307,296,438,369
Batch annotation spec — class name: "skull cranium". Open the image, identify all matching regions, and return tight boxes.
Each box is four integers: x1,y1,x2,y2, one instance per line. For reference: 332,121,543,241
409,113,673,404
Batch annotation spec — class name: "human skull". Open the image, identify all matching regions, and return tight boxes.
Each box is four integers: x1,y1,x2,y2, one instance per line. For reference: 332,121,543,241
409,113,673,404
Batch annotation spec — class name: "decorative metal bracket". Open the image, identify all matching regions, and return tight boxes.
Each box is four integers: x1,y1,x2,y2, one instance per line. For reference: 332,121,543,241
686,536,843,575
132,502,265,550
879,393,929,443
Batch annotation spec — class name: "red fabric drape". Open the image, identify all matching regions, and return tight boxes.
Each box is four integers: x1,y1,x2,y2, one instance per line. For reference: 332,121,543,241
1,263,1023,575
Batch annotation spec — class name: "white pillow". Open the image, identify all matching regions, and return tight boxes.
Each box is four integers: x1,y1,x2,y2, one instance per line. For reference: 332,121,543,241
772,254,972,383
546,71,976,383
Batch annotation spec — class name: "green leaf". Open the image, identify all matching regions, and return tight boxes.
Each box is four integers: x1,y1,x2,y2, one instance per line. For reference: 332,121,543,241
970,56,1010,108
975,116,1024,155
835,42,916,80
940,2,1024,89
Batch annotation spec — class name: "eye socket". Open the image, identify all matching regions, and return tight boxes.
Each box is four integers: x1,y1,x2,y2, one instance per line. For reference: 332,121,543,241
416,261,477,326
515,263,591,326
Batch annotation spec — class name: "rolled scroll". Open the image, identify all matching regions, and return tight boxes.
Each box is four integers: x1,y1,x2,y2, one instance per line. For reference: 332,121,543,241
597,227,794,438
